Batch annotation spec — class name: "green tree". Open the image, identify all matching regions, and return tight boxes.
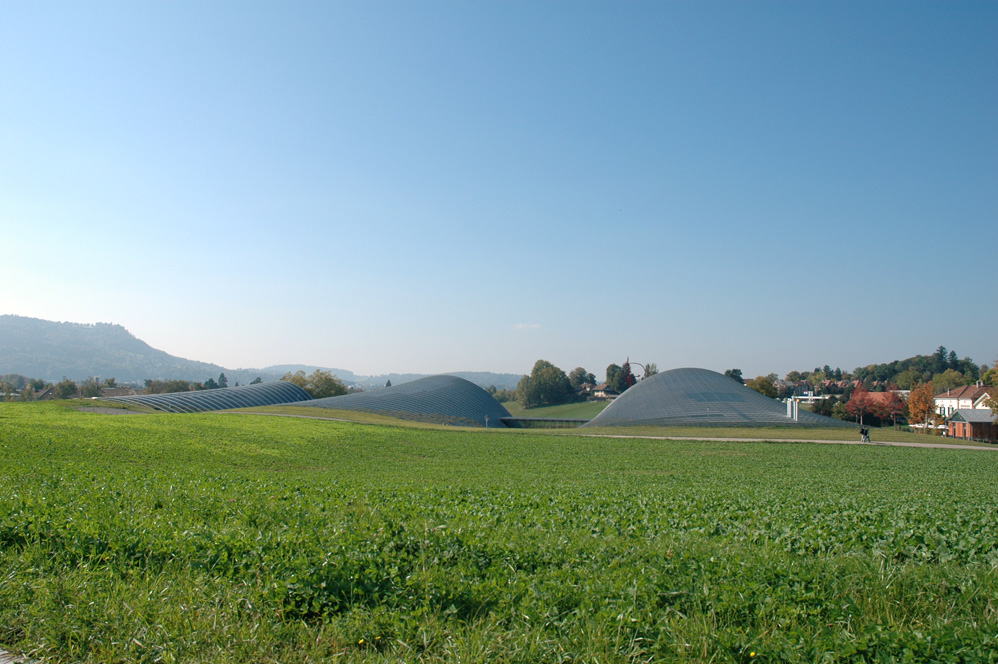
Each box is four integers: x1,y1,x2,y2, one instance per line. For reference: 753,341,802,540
932,346,949,373
568,367,595,390
282,370,347,398
642,363,658,379
894,367,921,390
250,377,263,385
932,369,969,392
518,360,572,409
516,375,539,408
807,371,827,393
723,369,744,384
746,375,777,398
282,371,308,389
810,395,838,418
55,378,78,399
103,377,117,388
605,364,621,390
79,377,102,398
307,370,348,399
204,377,218,389
606,364,636,393
217,373,228,388
493,389,515,403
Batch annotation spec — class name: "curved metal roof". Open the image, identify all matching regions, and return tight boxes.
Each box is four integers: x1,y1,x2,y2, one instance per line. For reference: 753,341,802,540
583,367,855,428
100,380,312,413
294,374,511,427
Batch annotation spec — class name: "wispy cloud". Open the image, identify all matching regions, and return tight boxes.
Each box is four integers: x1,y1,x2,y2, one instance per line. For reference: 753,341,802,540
514,323,541,331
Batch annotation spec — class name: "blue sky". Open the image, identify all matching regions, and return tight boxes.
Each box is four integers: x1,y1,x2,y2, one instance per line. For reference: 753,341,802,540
2,1,995,378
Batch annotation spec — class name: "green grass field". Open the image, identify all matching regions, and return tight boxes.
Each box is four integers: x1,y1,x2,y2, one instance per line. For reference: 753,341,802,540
2,401,998,663
501,400,608,419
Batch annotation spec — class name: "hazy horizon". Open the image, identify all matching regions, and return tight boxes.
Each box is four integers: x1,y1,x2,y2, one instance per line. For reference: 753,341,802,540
3,2,995,378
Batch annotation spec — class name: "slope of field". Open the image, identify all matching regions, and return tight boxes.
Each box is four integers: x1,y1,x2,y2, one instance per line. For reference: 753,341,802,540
502,399,608,419
2,402,997,663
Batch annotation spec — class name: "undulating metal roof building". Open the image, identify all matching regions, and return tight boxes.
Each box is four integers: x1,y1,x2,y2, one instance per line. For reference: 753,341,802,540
583,367,855,428
99,380,312,413
293,374,511,427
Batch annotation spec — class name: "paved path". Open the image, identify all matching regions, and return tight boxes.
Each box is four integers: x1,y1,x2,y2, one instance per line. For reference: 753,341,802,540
578,433,996,451
77,406,142,415
235,412,995,451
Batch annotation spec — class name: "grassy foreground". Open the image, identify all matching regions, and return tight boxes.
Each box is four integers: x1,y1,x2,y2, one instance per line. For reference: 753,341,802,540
2,402,998,663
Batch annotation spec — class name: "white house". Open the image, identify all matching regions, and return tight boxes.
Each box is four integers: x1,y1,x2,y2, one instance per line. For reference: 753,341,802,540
934,383,993,417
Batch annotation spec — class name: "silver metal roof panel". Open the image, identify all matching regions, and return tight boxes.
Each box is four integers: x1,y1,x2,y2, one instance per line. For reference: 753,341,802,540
583,367,855,428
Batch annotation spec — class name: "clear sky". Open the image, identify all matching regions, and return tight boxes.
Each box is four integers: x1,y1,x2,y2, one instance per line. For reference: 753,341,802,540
2,1,995,379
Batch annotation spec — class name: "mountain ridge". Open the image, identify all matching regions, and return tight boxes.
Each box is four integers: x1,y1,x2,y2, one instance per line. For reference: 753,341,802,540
0,315,523,390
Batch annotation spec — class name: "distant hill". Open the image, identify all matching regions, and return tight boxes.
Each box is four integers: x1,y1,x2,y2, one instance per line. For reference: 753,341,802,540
247,364,358,385
0,315,226,383
0,315,525,390
354,371,524,392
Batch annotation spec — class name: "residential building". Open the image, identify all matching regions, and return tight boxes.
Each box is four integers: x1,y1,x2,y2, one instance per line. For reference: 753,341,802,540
591,383,618,400
934,383,993,417
947,409,997,443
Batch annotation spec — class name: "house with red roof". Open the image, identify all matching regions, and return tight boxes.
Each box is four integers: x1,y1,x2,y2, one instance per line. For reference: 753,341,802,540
934,384,993,417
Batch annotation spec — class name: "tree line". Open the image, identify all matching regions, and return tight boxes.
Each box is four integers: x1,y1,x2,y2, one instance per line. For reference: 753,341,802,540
509,359,658,409
727,347,998,431
2,369,358,402
724,347,995,402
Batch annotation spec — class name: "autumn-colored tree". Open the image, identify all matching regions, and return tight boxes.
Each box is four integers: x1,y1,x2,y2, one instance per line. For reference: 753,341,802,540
873,388,906,428
845,384,874,424
983,389,998,426
907,383,936,433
